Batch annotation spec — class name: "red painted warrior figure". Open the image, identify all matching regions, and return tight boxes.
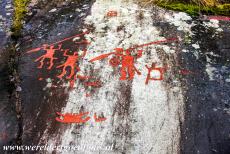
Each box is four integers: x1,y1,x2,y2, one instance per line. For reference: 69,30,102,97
145,63,167,84
34,44,62,70
119,49,142,80
57,49,86,79
89,48,142,80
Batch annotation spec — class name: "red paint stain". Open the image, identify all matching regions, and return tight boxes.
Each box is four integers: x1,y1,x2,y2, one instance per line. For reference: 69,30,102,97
69,75,94,89
94,113,107,122
84,80,102,87
127,37,178,51
107,11,118,17
85,93,91,97
26,31,89,53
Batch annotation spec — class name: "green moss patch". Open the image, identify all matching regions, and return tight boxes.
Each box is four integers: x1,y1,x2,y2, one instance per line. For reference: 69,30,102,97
157,2,230,16
11,0,30,38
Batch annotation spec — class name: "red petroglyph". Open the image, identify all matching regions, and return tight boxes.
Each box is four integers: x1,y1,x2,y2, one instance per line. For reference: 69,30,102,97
119,49,142,80
27,33,178,89
90,48,142,80
50,31,89,47
26,31,90,71
33,44,62,70
89,38,177,81
56,49,87,79
137,49,143,58
109,56,120,67
145,63,167,84
127,38,178,50
94,113,107,122
55,112,107,123
55,112,90,123
107,11,118,17
89,52,115,62
89,38,178,63
26,31,96,89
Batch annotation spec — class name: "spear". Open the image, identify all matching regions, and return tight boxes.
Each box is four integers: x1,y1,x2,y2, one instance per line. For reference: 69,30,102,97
89,37,178,62
27,47,44,53
89,52,116,62
26,31,89,53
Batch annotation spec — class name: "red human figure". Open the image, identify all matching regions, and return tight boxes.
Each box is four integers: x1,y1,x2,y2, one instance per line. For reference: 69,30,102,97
90,48,141,80
55,112,90,123
35,44,62,70
57,49,87,79
145,63,167,84
94,113,107,122
119,49,141,80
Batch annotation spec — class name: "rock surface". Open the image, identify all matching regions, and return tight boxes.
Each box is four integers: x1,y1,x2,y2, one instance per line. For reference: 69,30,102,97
0,0,229,154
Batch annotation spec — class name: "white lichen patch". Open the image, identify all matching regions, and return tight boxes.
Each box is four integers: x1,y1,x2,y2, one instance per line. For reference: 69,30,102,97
49,8,57,13
203,19,223,32
164,12,193,35
192,43,200,49
206,64,217,81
